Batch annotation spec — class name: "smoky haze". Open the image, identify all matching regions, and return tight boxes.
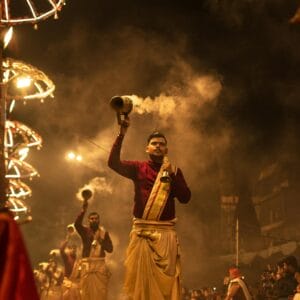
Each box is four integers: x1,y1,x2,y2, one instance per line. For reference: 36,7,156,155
6,0,300,297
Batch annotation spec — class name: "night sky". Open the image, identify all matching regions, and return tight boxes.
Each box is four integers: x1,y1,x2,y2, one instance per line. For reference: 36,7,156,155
5,0,300,295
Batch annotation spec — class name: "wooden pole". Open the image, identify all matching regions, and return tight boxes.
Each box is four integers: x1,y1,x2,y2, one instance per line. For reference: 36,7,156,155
235,218,239,267
0,3,8,209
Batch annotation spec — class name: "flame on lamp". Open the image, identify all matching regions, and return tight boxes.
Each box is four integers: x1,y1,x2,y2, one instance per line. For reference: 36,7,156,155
3,27,13,48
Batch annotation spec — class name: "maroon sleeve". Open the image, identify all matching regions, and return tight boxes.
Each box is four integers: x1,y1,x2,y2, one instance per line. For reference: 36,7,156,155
108,134,139,180
100,232,113,253
170,168,191,203
74,210,86,238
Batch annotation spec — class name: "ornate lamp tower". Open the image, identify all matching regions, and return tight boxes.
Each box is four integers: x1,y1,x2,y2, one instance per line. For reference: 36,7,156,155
0,0,65,221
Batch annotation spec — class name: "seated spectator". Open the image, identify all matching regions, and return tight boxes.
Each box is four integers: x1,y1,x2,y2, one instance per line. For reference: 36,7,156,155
274,257,298,300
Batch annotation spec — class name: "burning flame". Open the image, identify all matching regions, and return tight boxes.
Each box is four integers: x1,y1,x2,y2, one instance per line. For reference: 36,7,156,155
3,27,13,48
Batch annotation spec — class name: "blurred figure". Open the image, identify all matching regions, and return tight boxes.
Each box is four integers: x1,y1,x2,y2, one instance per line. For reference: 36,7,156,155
74,190,113,300
257,264,277,299
274,256,298,300
289,4,300,24
40,249,64,300
293,284,300,300
181,286,190,300
223,275,230,296
60,227,81,300
34,262,50,296
65,224,82,256
274,259,287,299
211,287,222,300
60,241,77,279
204,287,214,299
283,256,298,275
224,267,252,300
60,225,81,279
0,209,39,300
191,289,203,300
284,256,298,300
295,267,300,285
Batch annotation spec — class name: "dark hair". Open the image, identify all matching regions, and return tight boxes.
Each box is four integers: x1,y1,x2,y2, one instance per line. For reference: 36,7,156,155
88,212,99,219
283,255,298,269
277,259,285,268
147,131,167,144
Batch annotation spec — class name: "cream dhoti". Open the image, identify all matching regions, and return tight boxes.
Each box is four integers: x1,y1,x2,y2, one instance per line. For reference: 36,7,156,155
124,218,181,300
80,257,111,300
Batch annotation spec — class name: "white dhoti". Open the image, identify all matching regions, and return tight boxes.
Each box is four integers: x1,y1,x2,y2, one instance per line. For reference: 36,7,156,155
40,286,63,300
123,218,181,300
80,257,111,300
62,278,81,300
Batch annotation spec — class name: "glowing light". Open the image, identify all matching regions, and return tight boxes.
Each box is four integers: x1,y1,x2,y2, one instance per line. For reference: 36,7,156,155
18,147,30,161
16,76,32,88
26,0,38,19
8,180,32,198
6,159,39,179
3,58,55,102
9,100,16,113
5,120,42,148
66,151,83,162
67,152,76,160
3,27,13,48
4,0,9,20
5,124,13,147
7,197,28,213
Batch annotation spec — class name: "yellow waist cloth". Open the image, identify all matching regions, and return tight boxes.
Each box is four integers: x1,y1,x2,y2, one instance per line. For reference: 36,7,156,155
132,217,177,230
124,218,181,300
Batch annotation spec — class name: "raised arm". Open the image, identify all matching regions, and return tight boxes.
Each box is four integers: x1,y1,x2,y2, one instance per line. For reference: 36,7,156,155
108,115,138,179
74,199,88,237
59,240,68,270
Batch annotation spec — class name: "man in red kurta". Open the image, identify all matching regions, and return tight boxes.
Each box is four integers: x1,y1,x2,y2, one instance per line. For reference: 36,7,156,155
108,116,191,300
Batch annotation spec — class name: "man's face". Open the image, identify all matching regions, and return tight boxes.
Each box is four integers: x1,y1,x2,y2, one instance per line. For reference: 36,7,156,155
146,137,168,158
67,227,74,234
66,246,76,256
283,262,294,273
88,214,99,230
